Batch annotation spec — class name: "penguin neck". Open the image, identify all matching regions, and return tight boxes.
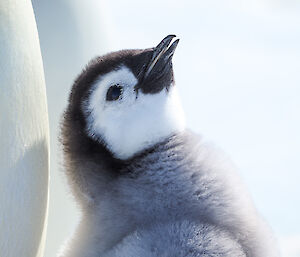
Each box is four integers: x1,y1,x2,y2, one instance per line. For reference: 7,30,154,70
63,130,195,257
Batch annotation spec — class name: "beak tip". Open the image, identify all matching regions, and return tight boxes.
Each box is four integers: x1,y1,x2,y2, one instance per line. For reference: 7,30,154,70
164,35,180,48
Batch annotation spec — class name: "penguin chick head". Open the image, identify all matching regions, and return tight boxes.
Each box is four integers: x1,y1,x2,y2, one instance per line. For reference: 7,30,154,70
67,35,185,160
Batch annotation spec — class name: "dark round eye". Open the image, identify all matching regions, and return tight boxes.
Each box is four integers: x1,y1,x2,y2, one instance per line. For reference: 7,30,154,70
106,85,123,101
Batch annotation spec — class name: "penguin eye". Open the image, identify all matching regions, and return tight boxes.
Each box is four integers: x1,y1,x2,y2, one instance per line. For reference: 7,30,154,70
106,85,123,101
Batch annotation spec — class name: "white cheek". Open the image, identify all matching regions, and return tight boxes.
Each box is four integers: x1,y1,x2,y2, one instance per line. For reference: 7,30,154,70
116,88,186,159
85,66,138,138
85,66,185,160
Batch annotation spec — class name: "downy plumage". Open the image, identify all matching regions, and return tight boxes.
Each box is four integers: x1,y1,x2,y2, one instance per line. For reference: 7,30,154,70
60,35,279,257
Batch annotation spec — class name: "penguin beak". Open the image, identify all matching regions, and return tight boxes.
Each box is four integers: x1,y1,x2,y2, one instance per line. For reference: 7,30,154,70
136,35,179,94
143,35,179,80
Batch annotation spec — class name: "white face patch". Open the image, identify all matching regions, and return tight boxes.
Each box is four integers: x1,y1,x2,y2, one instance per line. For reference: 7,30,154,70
84,65,185,160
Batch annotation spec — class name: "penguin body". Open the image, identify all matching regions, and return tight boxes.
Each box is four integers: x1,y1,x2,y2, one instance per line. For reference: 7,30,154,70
0,1,49,256
60,36,278,257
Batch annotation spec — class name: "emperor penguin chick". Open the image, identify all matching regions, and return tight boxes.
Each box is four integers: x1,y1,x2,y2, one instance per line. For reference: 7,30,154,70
60,35,279,257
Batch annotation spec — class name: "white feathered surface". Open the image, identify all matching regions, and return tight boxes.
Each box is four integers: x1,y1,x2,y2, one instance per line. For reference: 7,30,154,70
0,1,49,257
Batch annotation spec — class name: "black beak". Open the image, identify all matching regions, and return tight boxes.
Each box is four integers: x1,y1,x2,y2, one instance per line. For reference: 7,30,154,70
144,35,179,80
136,35,179,94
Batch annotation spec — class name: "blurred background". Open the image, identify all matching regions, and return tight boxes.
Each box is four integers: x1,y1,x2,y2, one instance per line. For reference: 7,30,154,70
32,0,300,256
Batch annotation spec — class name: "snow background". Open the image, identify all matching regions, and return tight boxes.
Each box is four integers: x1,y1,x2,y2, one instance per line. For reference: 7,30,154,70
35,0,300,256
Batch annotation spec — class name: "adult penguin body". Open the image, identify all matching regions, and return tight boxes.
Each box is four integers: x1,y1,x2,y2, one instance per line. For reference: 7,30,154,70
0,1,49,256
